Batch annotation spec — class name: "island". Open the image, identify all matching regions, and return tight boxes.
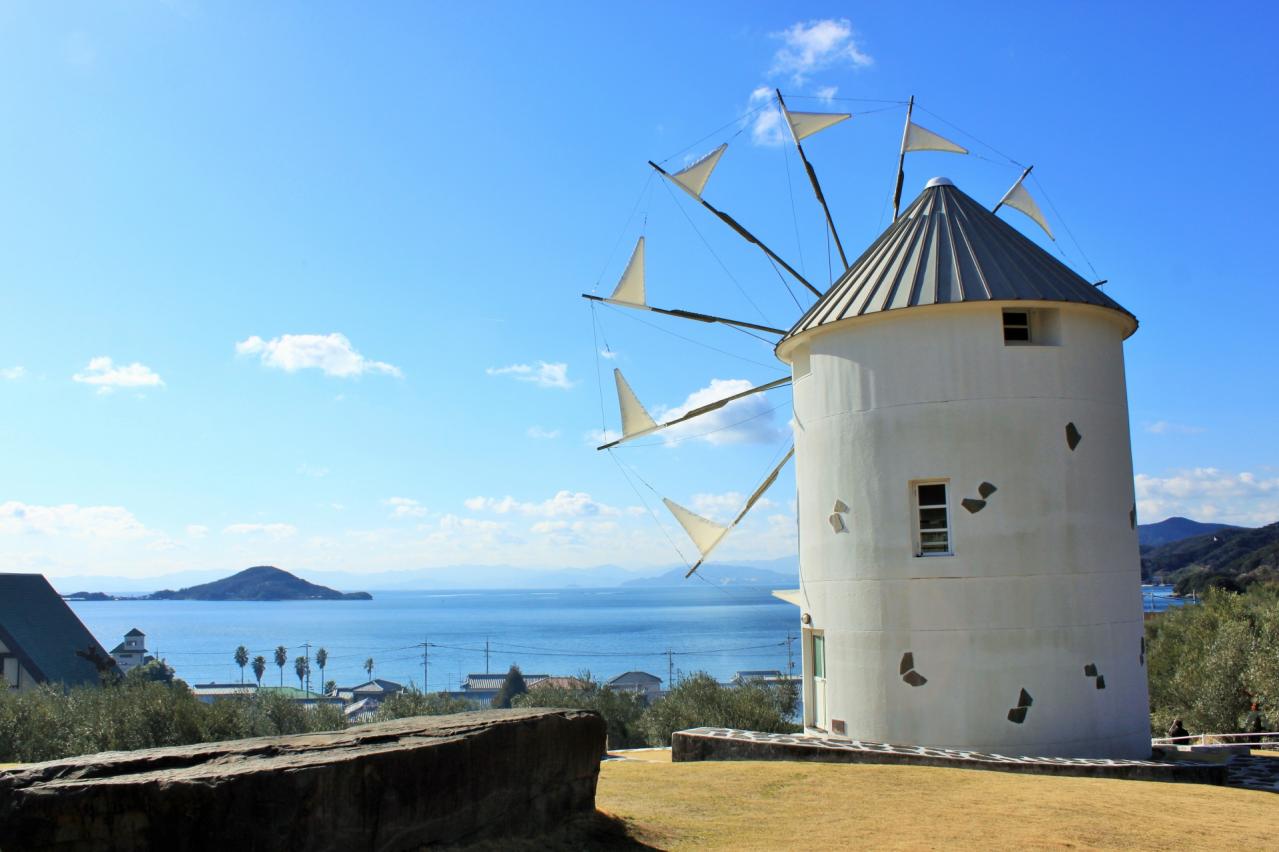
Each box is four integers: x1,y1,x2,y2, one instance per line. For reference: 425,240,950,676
66,566,372,602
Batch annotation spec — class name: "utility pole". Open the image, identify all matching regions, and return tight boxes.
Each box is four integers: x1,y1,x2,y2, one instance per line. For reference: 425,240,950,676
303,641,311,695
485,638,490,674
786,633,796,677
667,649,674,689
427,634,437,695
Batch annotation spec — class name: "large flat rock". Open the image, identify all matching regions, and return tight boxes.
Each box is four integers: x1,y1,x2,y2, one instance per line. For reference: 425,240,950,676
0,708,605,851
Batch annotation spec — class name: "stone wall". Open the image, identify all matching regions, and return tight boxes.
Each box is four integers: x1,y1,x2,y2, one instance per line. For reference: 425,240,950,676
0,708,605,851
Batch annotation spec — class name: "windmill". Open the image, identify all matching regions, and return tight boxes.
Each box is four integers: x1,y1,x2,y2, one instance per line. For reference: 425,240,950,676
585,93,1149,759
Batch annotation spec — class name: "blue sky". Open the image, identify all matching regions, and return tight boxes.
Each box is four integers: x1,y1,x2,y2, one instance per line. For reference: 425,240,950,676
1,2,1276,580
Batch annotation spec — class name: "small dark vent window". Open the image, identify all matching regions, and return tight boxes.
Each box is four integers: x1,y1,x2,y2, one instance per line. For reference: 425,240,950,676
1003,311,1031,342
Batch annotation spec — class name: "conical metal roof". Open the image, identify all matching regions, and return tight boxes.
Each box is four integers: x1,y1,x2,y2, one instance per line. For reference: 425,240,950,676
782,178,1135,343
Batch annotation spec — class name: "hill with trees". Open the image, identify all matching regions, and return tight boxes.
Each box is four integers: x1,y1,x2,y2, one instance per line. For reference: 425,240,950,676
147,566,371,601
1141,522,1279,594
1137,516,1240,548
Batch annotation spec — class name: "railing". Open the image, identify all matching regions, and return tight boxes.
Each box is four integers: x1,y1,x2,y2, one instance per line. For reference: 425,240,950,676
1152,731,1279,746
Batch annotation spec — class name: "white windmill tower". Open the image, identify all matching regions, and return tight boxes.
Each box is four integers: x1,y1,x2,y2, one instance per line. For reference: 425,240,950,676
587,94,1149,759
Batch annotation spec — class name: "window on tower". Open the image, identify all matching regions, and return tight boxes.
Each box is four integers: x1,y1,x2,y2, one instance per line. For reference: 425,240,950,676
1002,307,1061,346
1003,310,1031,342
913,481,952,556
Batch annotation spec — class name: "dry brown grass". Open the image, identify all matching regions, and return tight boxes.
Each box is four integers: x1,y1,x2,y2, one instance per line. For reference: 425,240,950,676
596,753,1279,850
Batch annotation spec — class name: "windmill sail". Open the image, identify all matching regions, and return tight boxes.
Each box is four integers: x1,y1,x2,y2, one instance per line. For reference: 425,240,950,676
670,446,796,578
598,376,791,450
668,143,727,199
663,498,729,557
613,369,657,439
784,109,851,142
996,174,1054,239
608,237,646,305
902,121,968,154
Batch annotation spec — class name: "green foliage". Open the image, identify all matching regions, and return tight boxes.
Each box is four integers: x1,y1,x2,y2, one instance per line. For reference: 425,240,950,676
1147,584,1279,735
638,673,800,747
273,646,288,685
251,655,266,686
364,657,375,679
513,673,647,748
491,665,529,709
293,656,310,690
0,680,348,764
370,689,476,722
1145,521,1279,592
233,645,249,681
126,659,176,684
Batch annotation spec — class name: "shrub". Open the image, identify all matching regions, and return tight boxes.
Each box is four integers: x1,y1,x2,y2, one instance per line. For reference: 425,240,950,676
513,675,647,749
370,690,476,722
638,673,800,747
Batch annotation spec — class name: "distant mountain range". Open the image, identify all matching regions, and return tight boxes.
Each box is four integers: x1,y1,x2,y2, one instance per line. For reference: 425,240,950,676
65,566,371,601
623,561,797,587
1137,516,1240,548
51,556,799,595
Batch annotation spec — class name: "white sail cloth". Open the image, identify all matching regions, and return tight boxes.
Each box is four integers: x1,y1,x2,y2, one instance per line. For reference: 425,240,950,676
784,109,850,142
998,178,1054,239
609,237,645,305
902,120,968,155
613,369,657,438
668,143,727,198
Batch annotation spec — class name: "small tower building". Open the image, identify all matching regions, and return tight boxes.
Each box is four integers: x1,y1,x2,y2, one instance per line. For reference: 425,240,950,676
775,178,1149,758
110,628,152,674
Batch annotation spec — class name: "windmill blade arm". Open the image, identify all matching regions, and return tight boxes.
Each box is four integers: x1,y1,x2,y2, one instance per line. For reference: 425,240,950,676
581,294,787,335
597,377,791,450
685,445,795,578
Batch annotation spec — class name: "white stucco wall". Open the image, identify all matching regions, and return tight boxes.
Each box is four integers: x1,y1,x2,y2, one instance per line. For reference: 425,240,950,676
780,301,1150,758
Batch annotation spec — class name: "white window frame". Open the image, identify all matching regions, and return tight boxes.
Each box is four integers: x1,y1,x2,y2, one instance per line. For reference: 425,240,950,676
912,479,953,557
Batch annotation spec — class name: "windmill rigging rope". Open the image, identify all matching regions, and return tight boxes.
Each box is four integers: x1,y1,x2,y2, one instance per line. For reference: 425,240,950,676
1028,173,1103,282
606,448,692,569
654,99,774,167
780,117,807,279
597,301,788,374
591,172,655,292
659,178,773,325
616,398,792,449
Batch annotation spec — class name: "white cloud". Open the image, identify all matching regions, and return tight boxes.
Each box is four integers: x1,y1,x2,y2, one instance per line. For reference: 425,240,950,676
236,333,401,378
655,378,787,446
1,366,25,380
297,463,330,478
813,85,839,103
185,524,209,540
1145,420,1206,435
486,361,574,390
1135,468,1279,527
72,357,164,394
465,490,622,518
384,497,428,519
691,491,776,523
599,349,618,360
747,86,787,147
769,18,873,85
223,522,297,539
0,501,151,540
526,426,561,440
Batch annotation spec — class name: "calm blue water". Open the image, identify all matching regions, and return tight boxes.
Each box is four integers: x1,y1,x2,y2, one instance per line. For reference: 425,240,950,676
69,587,798,692
69,584,1190,692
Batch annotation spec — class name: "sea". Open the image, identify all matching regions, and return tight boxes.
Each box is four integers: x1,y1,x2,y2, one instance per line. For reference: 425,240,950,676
69,584,1190,693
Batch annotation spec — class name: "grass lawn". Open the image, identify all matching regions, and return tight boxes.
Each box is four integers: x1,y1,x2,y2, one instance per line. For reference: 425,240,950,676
594,752,1279,850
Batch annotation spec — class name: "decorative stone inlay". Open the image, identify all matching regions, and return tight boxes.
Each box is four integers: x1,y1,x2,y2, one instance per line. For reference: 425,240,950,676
899,651,927,687
1007,688,1034,724
961,498,986,513
1065,422,1082,451
978,482,997,499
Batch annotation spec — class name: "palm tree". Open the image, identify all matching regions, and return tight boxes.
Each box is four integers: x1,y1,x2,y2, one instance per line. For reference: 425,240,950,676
234,646,249,684
315,648,328,693
364,657,375,681
274,646,288,686
252,655,266,686
294,656,310,692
